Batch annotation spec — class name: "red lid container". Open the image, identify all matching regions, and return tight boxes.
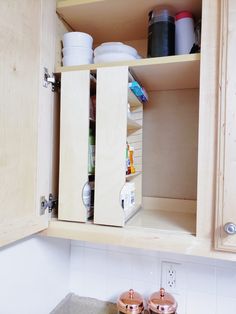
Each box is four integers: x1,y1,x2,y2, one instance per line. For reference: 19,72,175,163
175,11,193,21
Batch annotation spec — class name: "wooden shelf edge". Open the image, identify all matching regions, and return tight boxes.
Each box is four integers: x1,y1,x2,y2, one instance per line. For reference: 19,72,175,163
128,89,143,108
57,0,103,9
40,219,236,261
56,53,200,73
124,204,142,223
126,172,142,180
127,117,142,130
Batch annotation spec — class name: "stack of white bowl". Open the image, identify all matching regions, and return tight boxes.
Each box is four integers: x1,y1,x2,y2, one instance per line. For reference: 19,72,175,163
62,32,94,66
94,42,141,63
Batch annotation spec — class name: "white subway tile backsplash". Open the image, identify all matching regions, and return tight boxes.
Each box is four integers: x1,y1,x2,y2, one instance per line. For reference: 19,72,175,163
107,250,134,279
71,269,108,300
132,254,159,283
216,296,236,313
186,292,216,314
83,247,108,276
107,243,159,257
70,245,85,271
216,267,236,298
172,291,186,314
131,280,159,299
185,262,216,294
107,277,134,302
69,241,236,314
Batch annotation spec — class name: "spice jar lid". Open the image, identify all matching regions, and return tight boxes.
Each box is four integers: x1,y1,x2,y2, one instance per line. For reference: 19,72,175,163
117,289,144,314
148,288,177,314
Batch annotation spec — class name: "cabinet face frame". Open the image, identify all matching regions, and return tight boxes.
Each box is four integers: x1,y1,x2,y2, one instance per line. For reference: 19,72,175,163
215,0,236,252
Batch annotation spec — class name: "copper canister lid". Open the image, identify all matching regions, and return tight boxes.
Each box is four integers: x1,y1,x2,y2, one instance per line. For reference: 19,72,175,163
148,288,177,314
117,289,144,314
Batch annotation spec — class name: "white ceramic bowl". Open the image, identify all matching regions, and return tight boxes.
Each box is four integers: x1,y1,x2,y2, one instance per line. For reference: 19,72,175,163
62,46,93,58
63,32,93,48
62,55,93,66
94,42,138,57
94,52,137,63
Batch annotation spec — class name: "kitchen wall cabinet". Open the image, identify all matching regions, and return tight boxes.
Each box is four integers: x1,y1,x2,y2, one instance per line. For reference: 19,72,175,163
49,0,221,258
2,0,236,260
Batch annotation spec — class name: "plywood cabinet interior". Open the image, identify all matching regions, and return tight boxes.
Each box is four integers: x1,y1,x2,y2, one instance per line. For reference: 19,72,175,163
55,0,203,234
55,1,201,234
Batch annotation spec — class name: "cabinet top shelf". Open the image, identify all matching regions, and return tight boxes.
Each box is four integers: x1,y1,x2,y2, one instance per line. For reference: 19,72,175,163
57,53,200,91
57,0,202,43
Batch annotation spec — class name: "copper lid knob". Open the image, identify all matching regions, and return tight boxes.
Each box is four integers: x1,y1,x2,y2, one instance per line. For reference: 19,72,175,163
148,288,177,314
117,289,144,314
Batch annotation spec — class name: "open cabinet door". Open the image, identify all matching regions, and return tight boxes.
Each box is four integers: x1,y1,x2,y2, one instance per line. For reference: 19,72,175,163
0,0,57,247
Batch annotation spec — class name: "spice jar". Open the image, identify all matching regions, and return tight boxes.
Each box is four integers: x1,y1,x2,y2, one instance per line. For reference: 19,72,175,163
148,288,177,314
117,289,144,314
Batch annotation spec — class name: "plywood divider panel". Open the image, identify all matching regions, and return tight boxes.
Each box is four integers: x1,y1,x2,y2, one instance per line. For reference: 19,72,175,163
94,67,129,226
59,70,90,222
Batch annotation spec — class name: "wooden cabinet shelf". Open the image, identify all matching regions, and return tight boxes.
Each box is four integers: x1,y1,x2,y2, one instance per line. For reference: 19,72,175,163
127,117,142,131
126,172,141,180
128,89,143,109
127,209,196,235
57,54,200,91
57,0,201,43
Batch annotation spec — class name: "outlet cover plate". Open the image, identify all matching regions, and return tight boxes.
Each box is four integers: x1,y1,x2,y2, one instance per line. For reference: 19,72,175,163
161,261,183,293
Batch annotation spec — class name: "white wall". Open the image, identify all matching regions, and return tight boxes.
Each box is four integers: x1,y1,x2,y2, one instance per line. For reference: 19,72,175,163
70,241,236,314
0,236,70,314
1,236,236,314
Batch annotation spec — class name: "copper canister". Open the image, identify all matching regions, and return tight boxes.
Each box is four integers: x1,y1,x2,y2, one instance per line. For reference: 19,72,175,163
148,288,177,314
117,289,145,314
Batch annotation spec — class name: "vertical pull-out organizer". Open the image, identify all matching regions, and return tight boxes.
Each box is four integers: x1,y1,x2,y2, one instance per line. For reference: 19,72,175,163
59,70,90,222
94,66,143,226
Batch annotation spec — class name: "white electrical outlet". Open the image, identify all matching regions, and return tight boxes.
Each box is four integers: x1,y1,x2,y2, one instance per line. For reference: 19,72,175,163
161,261,182,293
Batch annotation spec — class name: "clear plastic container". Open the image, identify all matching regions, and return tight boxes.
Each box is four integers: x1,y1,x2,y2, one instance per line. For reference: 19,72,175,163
148,7,175,57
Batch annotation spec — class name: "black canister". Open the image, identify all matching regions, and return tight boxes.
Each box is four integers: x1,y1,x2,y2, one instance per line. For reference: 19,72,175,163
148,8,175,57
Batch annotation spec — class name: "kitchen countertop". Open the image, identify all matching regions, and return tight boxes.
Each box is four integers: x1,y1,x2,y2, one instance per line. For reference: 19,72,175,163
50,294,117,314
51,293,150,314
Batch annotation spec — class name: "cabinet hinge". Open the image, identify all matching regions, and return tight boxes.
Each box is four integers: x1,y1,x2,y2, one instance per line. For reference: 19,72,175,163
43,67,60,92
40,193,58,215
